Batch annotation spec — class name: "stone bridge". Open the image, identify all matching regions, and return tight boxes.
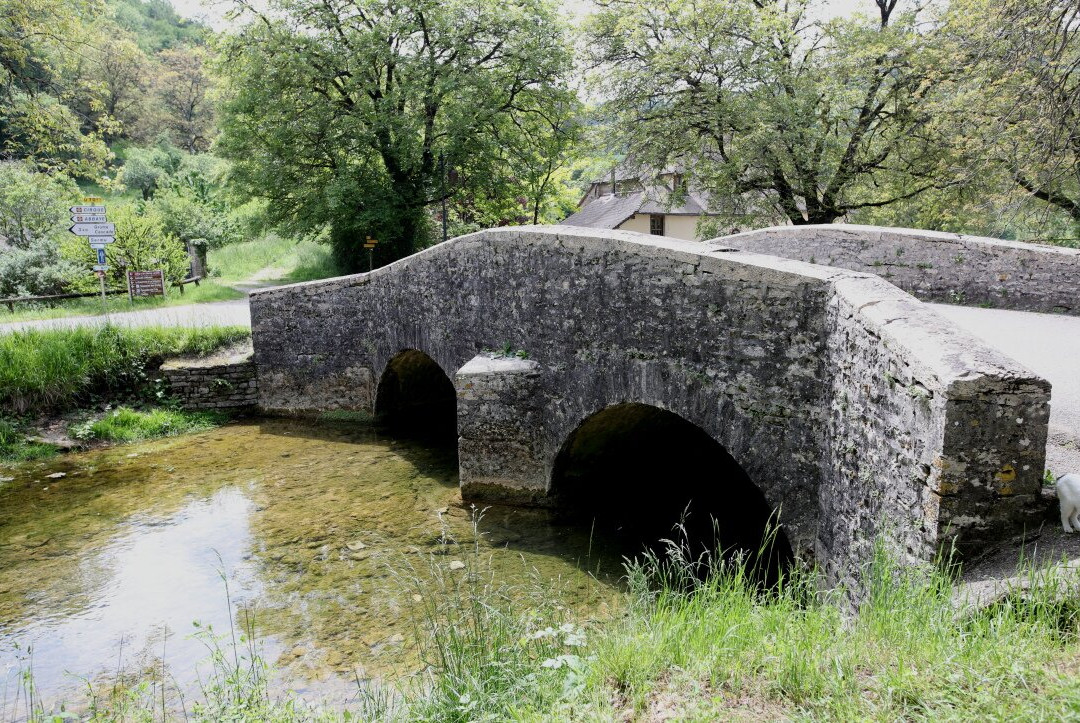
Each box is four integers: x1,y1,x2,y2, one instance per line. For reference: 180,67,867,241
250,226,1051,585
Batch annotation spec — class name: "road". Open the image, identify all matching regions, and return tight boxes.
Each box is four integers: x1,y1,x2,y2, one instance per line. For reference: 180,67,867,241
931,304,1080,437
0,299,250,334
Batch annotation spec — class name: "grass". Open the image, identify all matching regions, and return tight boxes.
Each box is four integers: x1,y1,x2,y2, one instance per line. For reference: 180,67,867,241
210,234,340,284
0,418,57,463
7,520,1080,720
71,406,230,443
0,324,250,414
1,281,245,323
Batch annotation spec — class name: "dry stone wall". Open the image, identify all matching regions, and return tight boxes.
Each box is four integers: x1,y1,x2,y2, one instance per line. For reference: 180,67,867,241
156,354,258,410
716,224,1080,315
250,226,1050,582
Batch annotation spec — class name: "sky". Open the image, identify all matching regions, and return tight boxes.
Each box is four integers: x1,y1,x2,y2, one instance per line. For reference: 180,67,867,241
171,0,877,33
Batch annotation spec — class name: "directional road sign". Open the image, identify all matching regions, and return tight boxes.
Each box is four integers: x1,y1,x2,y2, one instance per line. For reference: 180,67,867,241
70,205,106,214
89,241,109,250
70,223,115,236
88,236,114,244
93,264,108,271
71,214,107,223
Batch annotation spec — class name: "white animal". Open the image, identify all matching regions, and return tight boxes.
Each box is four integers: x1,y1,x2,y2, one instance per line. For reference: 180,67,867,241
1057,473,1080,533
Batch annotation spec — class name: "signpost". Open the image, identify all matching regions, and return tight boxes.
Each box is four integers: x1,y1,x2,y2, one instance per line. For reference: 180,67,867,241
364,236,378,272
68,196,110,316
69,223,116,236
127,270,167,299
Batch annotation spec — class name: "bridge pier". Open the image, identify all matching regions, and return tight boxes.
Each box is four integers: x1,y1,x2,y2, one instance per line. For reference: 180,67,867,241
455,354,549,504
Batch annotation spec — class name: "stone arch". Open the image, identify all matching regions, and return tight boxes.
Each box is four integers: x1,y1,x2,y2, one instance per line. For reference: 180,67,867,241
374,349,457,441
549,402,792,574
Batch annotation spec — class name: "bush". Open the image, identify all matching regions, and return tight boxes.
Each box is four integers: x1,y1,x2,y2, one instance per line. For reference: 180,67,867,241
0,162,82,296
0,324,249,414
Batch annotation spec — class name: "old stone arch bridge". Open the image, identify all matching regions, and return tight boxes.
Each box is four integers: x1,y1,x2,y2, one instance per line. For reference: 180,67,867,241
249,225,1061,584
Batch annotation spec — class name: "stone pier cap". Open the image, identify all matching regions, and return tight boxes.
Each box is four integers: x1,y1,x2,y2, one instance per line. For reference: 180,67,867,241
250,225,1051,583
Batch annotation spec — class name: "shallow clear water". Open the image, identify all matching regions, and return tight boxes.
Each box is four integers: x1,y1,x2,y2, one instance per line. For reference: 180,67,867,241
0,419,623,711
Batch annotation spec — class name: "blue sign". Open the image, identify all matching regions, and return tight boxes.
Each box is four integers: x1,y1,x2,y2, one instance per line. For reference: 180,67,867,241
96,248,106,264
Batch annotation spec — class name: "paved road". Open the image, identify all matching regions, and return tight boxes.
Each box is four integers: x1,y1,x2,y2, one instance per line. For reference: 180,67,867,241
0,299,251,334
931,304,1080,442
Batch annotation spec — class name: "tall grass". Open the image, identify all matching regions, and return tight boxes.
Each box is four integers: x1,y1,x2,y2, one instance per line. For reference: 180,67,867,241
71,406,229,442
210,234,340,284
0,324,250,414
5,522,1080,719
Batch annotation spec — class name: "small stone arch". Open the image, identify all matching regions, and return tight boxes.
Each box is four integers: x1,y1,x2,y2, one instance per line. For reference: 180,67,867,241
549,402,792,575
374,349,457,441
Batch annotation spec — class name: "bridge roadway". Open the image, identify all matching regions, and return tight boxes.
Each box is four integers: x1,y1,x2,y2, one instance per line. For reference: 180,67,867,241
931,304,1080,476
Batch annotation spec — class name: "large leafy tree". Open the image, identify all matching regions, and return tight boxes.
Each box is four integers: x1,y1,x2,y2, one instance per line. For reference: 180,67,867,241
0,0,111,176
216,0,575,270
585,0,950,227
939,0,1080,235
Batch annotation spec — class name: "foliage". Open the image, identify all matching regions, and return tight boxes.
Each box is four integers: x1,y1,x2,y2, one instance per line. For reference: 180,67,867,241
216,0,577,271
117,143,177,197
933,0,1080,239
0,162,81,296
585,0,954,228
110,0,207,53
0,323,249,413
93,202,191,284
157,45,213,152
71,405,228,442
1,280,243,321
0,416,57,462
0,0,114,177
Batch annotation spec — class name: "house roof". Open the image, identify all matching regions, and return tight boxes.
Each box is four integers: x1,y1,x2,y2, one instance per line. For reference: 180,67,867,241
560,186,715,230
560,191,645,229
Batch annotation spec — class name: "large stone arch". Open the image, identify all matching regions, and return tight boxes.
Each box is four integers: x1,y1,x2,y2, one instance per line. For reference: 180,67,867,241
251,225,1050,585
549,401,794,571
374,349,457,440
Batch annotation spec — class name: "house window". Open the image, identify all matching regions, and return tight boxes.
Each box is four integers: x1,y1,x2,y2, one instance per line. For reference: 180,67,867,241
649,214,665,236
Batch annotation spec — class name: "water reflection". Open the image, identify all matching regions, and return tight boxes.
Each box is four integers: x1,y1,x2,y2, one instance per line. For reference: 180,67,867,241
0,419,622,710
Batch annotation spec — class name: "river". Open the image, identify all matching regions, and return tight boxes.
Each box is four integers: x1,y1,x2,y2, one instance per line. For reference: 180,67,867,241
0,418,624,714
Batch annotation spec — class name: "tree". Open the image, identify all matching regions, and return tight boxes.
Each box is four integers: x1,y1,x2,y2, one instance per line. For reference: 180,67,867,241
88,28,151,140
157,46,212,152
584,0,951,227
0,0,112,176
216,0,575,270
939,0,1080,234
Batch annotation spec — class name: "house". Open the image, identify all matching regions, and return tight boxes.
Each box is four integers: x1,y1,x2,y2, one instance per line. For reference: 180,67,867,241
558,165,721,241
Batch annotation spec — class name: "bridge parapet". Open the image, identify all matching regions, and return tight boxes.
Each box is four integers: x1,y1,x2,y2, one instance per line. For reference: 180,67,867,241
714,224,1080,315
250,226,1050,584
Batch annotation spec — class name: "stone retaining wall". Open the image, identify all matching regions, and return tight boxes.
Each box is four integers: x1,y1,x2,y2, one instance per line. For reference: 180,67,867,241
250,225,1050,584
715,224,1080,315
156,355,258,410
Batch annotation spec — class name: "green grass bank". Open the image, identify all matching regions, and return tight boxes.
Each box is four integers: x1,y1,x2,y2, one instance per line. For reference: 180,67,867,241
0,324,249,415
11,539,1080,721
